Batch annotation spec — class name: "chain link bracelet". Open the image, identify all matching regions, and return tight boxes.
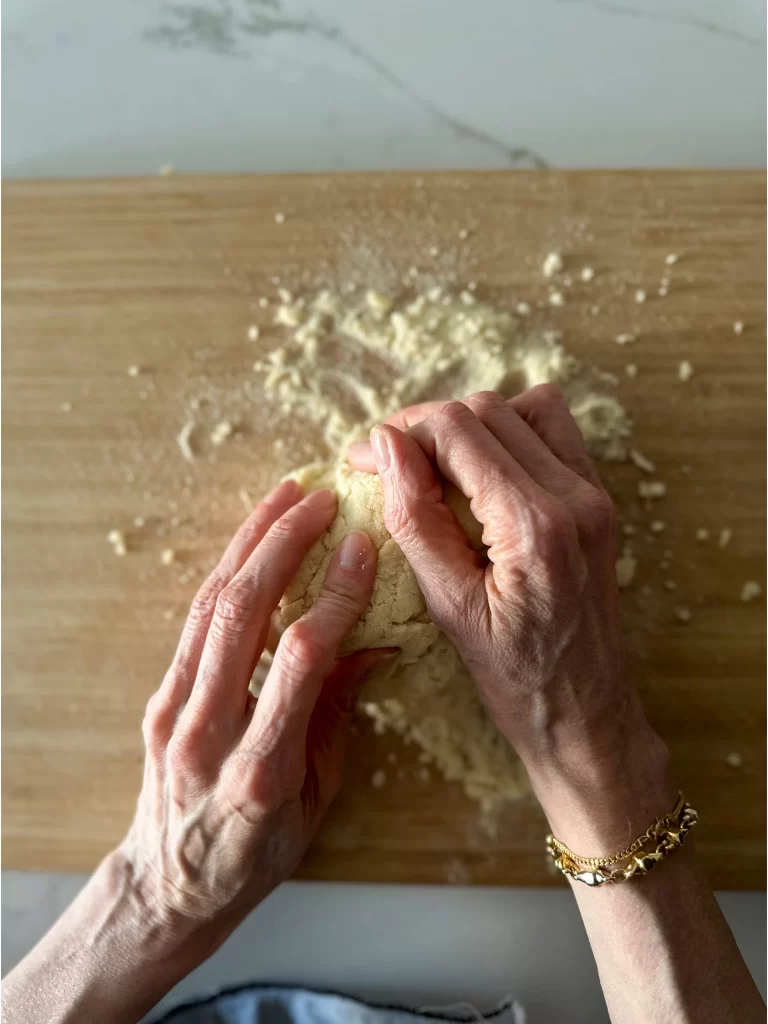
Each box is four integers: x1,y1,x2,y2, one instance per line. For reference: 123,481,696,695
546,792,698,887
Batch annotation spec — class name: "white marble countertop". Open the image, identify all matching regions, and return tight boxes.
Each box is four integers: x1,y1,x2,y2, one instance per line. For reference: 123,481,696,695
2,2,766,1021
4,0,765,177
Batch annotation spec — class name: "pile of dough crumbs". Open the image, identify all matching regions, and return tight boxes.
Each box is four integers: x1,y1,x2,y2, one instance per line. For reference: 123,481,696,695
249,283,638,810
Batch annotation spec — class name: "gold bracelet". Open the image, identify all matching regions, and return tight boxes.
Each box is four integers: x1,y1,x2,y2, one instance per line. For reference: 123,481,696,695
546,792,698,887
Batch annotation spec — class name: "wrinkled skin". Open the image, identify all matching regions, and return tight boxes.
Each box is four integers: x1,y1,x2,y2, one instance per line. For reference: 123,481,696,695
347,386,669,836
120,482,393,949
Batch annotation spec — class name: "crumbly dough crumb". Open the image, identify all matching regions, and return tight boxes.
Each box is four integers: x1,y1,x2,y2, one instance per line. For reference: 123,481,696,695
638,480,666,500
542,251,563,278
740,581,761,603
107,529,128,557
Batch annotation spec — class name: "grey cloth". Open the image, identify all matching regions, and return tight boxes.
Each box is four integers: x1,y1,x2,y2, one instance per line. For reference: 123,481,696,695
150,985,525,1024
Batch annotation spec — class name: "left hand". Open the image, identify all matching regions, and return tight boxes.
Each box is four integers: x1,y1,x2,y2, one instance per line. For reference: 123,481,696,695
3,479,390,1024
119,478,388,955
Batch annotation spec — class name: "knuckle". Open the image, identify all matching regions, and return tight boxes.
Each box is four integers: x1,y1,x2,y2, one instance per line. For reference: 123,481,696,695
529,382,566,408
187,574,226,626
142,692,172,749
212,582,256,630
464,390,504,413
435,400,474,431
320,575,365,620
279,620,326,675
582,487,615,535
384,501,420,548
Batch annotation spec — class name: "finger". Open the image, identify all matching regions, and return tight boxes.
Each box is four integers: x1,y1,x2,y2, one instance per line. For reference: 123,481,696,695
404,403,573,594
461,391,581,501
368,423,486,635
178,489,338,745
347,400,446,471
152,478,303,732
239,529,378,782
511,384,601,486
302,647,398,818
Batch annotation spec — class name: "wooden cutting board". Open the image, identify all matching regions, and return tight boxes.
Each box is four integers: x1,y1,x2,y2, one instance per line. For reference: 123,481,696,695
3,171,765,887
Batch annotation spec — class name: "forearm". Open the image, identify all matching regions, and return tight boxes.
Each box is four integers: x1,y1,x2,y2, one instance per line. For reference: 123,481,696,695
528,736,764,1024
2,851,200,1024
573,844,763,1023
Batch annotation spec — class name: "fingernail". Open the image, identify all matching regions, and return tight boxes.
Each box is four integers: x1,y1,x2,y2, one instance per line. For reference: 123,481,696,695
370,426,390,471
338,529,372,569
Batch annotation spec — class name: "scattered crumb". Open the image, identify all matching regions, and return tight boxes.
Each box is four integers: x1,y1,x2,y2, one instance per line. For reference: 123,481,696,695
257,297,269,309
725,752,743,769
664,580,677,591
133,516,145,528
274,212,285,224
695,528,709,542
160,548,175,566
416,767,431,783
665,253,679,265
548,291,565,307
177,420,196,463
733,321,744,335
622,524,636,536
640,585,653,597
660,560,670,571
580,266,595,282
681,465,692,475
650,520,666,534
674,606,692,623
60,401,73,412
238,487,253,512
740,581,761,603
616,333,635,345
542,251,563,278
718,528,733,549
158,163,175,177
638,480,666,500
625,364,638,378
163,609,174,621
428,245,439,257
460,290,476,306
515,301,531,316
371,770,387,789
635,289,647,304
590,305,601,316
458,229,469,240
107,529,127,557
678,361,694,382
210,420,234,446
616,546,637,589
247,325,260,341
630,449,656,474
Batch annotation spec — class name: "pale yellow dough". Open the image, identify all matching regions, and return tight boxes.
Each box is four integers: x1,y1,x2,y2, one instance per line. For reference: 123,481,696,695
275,461,530,809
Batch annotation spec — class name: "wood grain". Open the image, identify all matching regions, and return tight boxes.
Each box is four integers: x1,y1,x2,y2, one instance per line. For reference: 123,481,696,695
3,171,765,887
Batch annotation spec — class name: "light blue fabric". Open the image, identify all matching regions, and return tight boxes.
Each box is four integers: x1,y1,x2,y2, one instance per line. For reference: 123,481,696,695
151,985,525,1024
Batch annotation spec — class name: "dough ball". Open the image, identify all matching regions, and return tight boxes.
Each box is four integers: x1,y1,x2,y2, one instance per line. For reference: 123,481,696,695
276,461,483,662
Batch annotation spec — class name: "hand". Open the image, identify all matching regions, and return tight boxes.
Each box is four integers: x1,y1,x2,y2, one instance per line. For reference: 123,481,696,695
118,479,388,958
348,387,673,848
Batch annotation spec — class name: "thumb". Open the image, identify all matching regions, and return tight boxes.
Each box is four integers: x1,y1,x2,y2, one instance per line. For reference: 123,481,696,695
302,648,399,819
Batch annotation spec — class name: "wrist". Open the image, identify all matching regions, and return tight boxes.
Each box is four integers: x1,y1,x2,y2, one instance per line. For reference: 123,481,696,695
525,720,676,855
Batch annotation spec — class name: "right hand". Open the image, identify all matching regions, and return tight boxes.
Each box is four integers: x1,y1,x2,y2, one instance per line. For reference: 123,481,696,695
348,387,674,849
